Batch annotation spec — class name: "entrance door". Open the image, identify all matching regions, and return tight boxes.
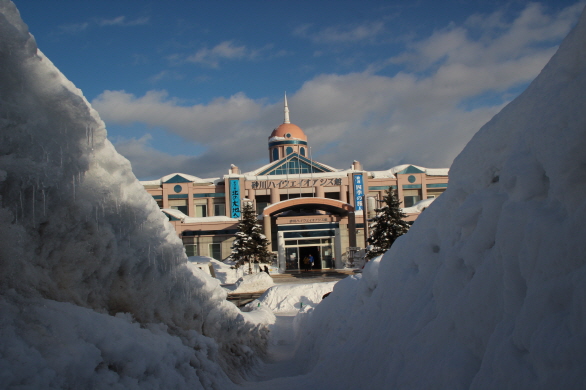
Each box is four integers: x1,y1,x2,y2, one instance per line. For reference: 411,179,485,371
299,246,321,270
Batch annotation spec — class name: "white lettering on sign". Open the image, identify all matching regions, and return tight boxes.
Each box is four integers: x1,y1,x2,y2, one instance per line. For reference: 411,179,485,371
287,218,331,224
251,178,342,189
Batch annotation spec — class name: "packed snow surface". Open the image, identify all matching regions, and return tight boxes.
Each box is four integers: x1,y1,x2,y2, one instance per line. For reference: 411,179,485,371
246,282,337,313
248,6,586,390
0,2,265,388
229,273,275,294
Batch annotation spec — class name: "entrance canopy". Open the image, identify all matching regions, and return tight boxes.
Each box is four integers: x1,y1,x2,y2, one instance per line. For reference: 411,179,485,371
262,197,355,217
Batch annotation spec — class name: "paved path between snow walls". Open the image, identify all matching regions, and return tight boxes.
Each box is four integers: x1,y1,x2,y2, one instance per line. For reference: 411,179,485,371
241,313,306,388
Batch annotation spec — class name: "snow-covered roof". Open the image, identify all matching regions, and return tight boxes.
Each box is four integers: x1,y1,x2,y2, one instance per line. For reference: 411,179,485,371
370,164,449,179
162,209,238,223
140,173,220,186
401,197,436,214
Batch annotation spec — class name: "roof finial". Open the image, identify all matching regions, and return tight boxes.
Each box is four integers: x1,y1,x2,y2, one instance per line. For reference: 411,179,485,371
284,92,290,124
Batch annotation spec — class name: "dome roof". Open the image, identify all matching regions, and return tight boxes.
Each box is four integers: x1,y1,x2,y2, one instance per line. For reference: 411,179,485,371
269,123,307,141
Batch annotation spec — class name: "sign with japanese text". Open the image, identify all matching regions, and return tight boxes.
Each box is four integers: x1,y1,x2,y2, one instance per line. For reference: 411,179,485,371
353,174,364,211
251,177,342,189
230,179,241,218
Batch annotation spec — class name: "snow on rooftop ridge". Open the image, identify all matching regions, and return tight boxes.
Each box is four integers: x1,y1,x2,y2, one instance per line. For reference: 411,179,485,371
291,7,586,389
369,165,449,179
140,173,220,185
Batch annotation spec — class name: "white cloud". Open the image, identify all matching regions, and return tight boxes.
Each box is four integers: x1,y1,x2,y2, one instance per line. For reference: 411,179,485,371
186,41,250,68
98,16,150,27
294,21,385,44
94,3,584,179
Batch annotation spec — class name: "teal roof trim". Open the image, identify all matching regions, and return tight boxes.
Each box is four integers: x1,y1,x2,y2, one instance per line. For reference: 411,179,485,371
396,165,425,174
193,193,225,198
164,174,193,183
368,185,397,191
152,195,162,200
168,194,188,199
402,184,422,189
427,183,448,188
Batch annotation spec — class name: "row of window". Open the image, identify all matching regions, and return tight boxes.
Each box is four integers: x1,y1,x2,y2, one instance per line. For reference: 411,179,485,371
164,188,445,217
169,201,226,217
185,243,222,260
272,146,306,161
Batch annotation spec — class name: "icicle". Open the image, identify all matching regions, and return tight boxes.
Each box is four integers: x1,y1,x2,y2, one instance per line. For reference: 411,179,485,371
31,184,35,225
19,190,24,221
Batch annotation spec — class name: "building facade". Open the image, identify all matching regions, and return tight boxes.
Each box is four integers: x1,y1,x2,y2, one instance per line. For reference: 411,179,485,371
142,97,449,271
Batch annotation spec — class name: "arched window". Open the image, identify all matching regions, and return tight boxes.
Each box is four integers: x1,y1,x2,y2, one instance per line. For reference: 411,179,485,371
300,147,306,156
286,146,293,155
272,148,279,161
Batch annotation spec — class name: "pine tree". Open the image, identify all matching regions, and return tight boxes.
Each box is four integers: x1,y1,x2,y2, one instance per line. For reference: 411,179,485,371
230,203,271,273
366,187,410,259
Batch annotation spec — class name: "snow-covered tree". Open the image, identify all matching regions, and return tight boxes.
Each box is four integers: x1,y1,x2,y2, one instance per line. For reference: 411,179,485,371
230,203,271,273
366,187,410,259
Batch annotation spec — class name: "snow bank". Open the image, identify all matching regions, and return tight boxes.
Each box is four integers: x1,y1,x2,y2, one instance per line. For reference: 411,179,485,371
0,2,265,388
247,282,337,313
212,259,246,284
229,273,275,294
262,6,586,390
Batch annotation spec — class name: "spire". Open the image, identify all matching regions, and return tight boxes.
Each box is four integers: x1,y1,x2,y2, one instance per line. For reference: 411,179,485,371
284,92,290,124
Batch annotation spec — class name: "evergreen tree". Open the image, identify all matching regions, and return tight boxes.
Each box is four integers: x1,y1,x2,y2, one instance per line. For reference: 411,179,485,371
230,203,271,273
366,187,410,259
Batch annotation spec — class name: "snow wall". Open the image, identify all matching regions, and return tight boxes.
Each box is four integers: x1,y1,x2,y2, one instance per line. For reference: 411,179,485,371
285,6,586,390
0,2,265,388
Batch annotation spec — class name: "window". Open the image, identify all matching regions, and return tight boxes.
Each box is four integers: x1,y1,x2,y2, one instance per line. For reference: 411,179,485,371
403,189,421,208
169,199,188,215
427,189,445,198
266,157,322,175
185,244,198,257
255,195,270,215
194,199,207,217
286,146,293,155
272,148,279,161
214,202,225,216
300,147,306,156
196,204,207,217
209,243,221,260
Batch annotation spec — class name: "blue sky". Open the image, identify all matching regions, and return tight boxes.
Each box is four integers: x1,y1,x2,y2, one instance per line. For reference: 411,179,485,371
16,0,585,179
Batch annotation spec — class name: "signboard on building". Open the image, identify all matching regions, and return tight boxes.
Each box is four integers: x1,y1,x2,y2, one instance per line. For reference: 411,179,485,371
251,177,342,189
353,174,364,211
229,179,241,218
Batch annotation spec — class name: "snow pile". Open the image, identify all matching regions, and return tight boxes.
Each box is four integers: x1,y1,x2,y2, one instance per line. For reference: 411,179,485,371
262,6,586,390
229,273,274,294
247,282,337,313
240,305,277,326
0,2,265,388
187,256,245,284
213,260,245,284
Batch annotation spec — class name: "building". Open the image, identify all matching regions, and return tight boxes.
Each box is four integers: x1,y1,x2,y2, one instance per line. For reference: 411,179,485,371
142,95,449,271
